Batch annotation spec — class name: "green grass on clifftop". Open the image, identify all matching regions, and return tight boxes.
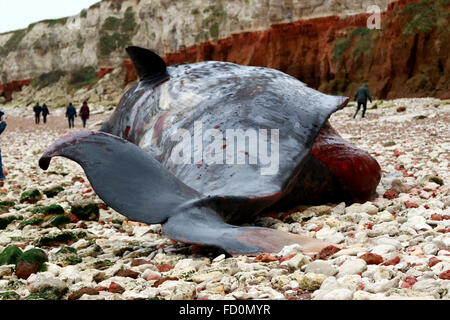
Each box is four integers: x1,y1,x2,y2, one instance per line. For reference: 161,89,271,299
401,0,450,35
98,7,137,57
0,29,26,57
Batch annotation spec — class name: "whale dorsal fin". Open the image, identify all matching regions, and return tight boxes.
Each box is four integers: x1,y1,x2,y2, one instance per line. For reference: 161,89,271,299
126,46,167,80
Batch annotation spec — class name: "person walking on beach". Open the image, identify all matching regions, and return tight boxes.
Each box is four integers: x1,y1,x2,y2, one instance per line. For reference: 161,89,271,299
33,103,42,124
353,83,372,119
66,102,77,129
0,111,7,183
79,101,90,128
42,104,50,124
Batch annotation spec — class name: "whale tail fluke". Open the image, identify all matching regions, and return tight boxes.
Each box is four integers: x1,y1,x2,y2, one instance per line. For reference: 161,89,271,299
39,131,199,224
39,131,331,255
163,207,331,255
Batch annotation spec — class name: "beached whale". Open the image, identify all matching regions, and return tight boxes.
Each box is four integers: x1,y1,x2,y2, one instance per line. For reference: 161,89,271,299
39,46,381,255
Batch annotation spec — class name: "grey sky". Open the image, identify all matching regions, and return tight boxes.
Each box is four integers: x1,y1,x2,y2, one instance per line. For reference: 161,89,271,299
0,0,100,33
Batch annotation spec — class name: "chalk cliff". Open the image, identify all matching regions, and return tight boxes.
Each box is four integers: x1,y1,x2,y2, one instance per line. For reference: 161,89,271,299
0,0,448,105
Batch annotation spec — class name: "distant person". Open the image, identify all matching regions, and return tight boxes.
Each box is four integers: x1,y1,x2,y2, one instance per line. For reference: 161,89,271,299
42,104,50,124
0,111,6,183
66,102,77,129
33,103,42,124
353,83,372,119
79,101,90,128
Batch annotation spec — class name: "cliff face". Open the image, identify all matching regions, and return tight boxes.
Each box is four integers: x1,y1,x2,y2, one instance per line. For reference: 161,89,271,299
1,0,449,104
162,0,450,99
0,0,389,80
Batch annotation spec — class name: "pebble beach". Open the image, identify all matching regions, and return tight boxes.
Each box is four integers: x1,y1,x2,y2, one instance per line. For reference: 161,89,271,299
0,98,448,300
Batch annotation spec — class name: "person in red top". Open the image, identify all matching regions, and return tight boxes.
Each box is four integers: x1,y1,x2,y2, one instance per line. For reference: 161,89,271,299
0,110,7,183
80,101,90,128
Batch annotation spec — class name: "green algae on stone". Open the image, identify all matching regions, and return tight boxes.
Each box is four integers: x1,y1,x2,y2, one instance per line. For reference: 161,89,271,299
39,287,60,300
0,245,23,265
19,189,42,204
43,186,64,198
19,217,44,228
15,249,49,279
56,245,77,255
55,246,82,266
33,286,66,300
64,256,82,265
9,236,26,242
28,204,43,212
0,291,20,300
50,215,71,227
71,203,99,221
6,279,25,289
17,249,48,265
39,263,48,272
80,243,104,258
93,259,113,270
0,215,21,230
0,200,15,207
30,204,64,215
25,293,43,300
0,201,15,214
0,217,13,230
34,231,86,247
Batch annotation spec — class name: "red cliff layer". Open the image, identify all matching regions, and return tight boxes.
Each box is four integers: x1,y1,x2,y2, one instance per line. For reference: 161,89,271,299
161,0,449,99
0,79,33,102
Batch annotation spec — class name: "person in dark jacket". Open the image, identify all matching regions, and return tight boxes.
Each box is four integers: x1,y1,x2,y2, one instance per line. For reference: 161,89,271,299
33,103,42,124
0,111,7,182
66,102,77,128
79,101,90,128
353,83,372,119
42,104,50,124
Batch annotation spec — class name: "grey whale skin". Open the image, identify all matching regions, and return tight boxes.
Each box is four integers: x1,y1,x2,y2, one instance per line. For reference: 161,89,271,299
39,46,381,255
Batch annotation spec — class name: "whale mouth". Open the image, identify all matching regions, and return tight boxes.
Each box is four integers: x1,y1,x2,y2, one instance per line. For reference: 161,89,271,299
311,121,381,203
